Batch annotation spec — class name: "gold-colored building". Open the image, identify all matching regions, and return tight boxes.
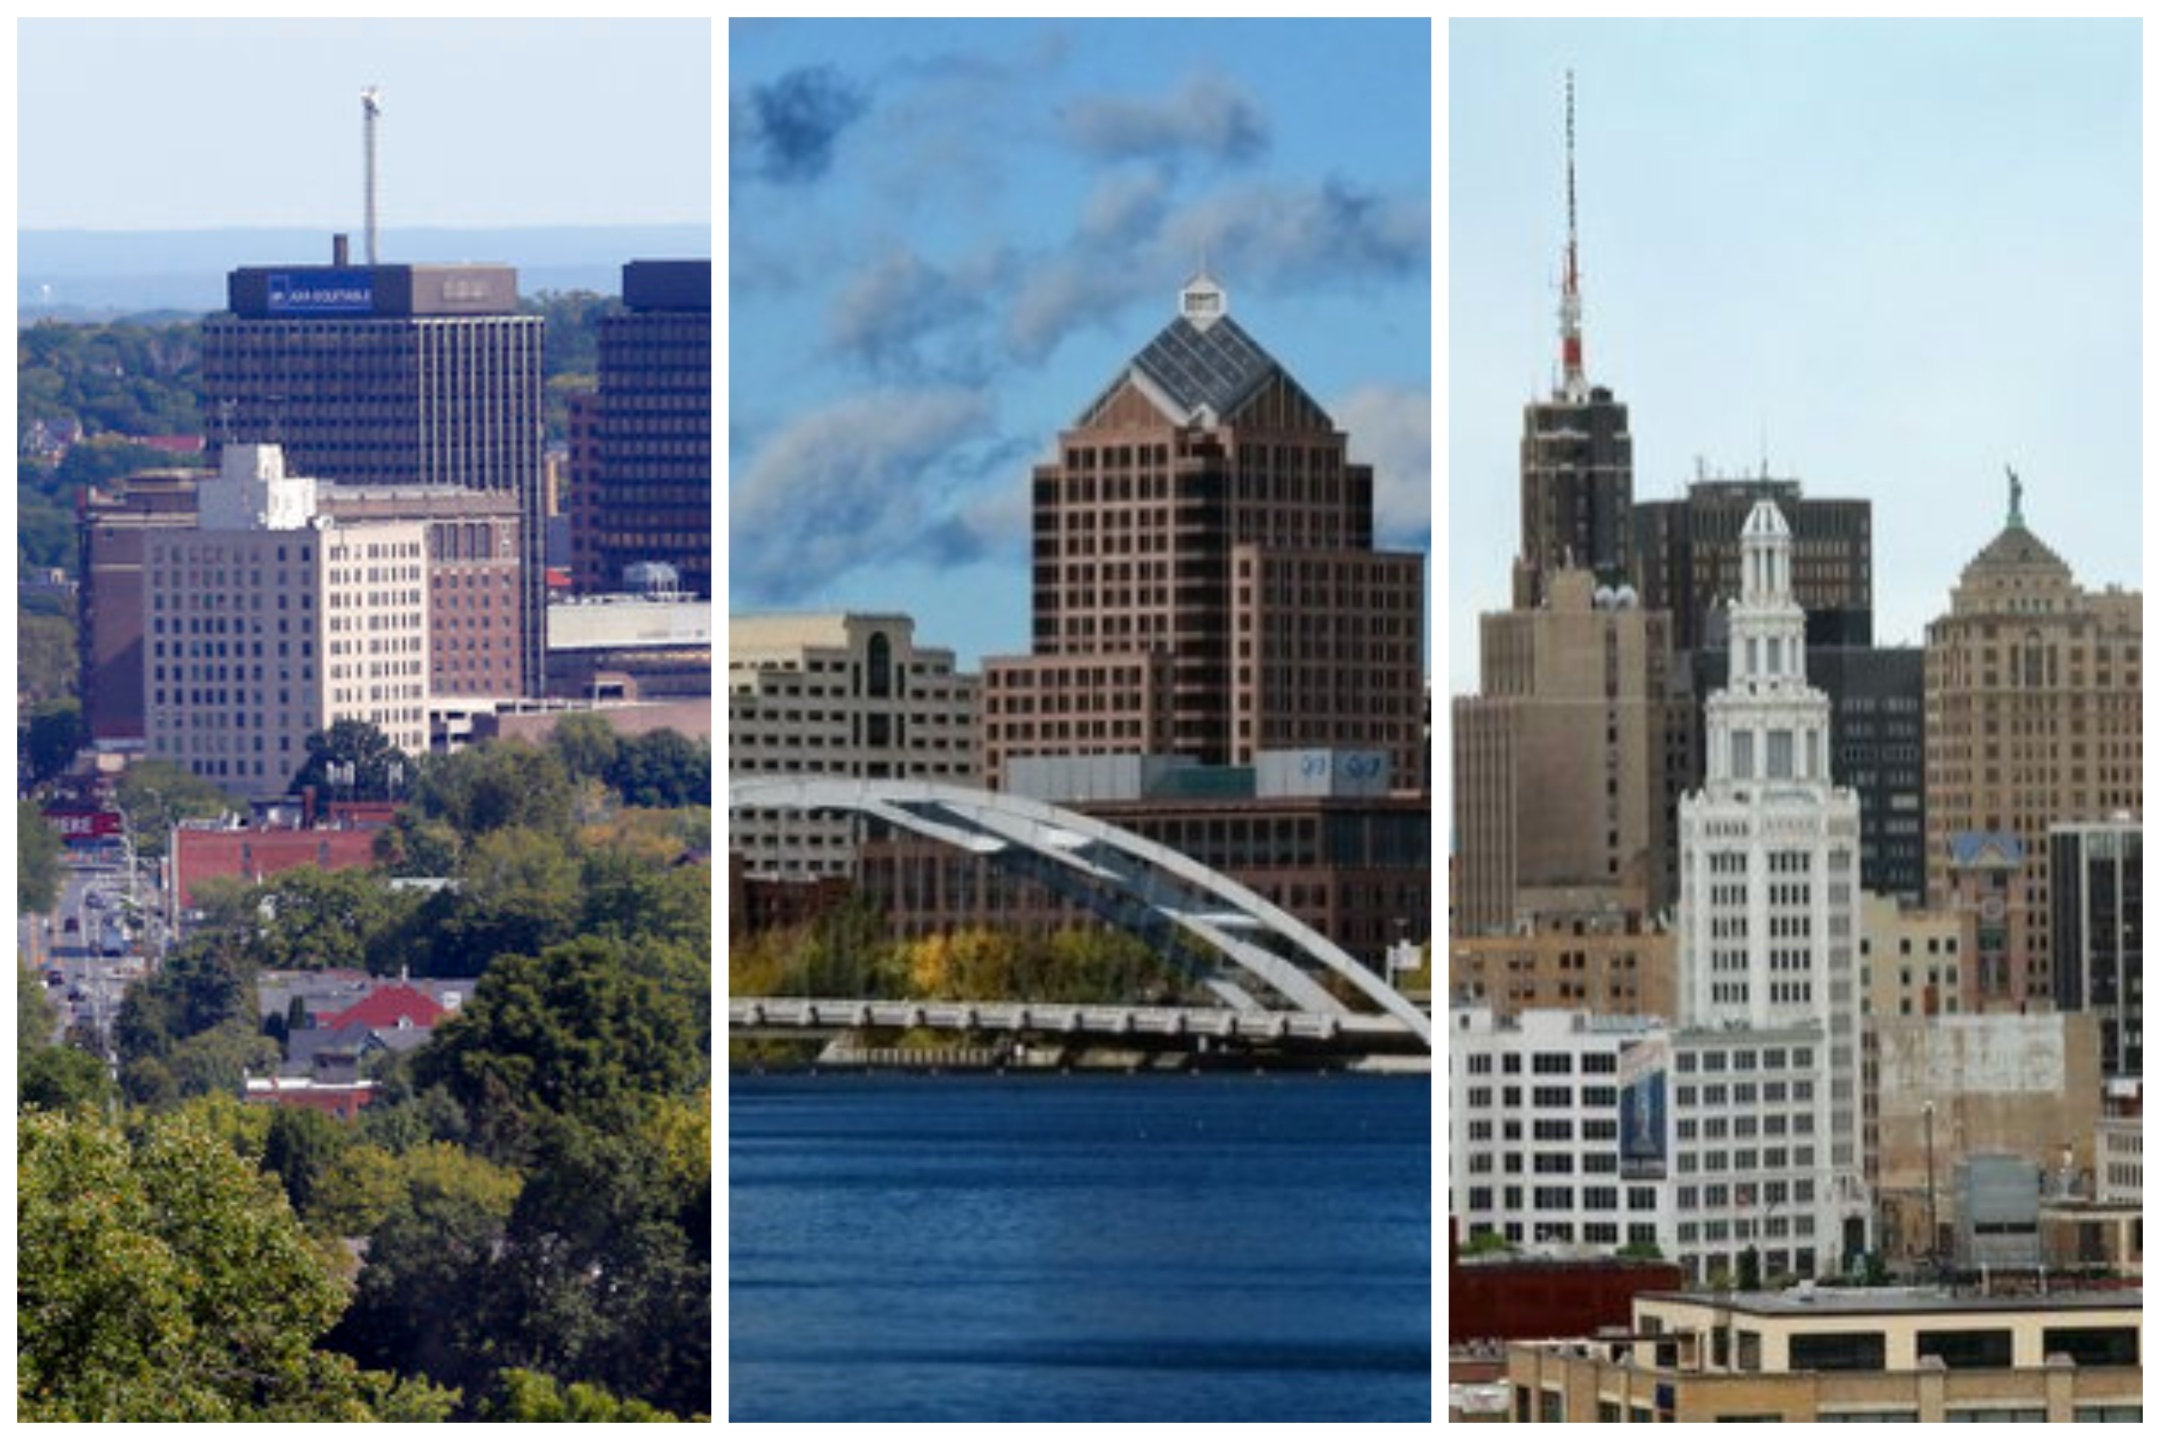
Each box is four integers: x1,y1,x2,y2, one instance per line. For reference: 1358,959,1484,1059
1507,1287,2142,1422
1923,485,2142,1008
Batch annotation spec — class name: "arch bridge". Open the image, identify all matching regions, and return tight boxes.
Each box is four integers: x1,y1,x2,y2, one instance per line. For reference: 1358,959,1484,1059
729,777,1431,1048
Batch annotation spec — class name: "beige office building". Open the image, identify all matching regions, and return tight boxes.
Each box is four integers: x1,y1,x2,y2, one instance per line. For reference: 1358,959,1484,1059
1508,1288,2141,1422
728,612,980,878
1859,892,1975,1020
145,445,429,797
1924,482,2142,1007
1452,569,1686,936
1448,912,1677,1021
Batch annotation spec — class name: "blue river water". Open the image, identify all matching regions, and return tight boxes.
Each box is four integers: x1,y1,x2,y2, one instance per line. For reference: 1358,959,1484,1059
728,1073,1431,1423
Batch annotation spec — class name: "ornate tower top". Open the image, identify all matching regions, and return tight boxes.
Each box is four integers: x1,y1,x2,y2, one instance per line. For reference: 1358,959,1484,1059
1180,272,1227,332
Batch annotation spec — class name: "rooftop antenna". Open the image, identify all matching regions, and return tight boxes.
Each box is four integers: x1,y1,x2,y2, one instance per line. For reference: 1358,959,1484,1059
361,86,383,265
1558,70,1587,403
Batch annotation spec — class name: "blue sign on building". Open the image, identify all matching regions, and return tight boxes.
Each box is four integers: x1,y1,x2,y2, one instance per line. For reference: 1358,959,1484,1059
267,269,375,315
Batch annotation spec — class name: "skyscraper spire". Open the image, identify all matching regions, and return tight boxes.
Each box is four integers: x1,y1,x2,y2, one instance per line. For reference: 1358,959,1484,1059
1559,70,1588,403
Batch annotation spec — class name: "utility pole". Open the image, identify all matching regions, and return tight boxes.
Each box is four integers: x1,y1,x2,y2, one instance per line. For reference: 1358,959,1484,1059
1924,1100,1939,1279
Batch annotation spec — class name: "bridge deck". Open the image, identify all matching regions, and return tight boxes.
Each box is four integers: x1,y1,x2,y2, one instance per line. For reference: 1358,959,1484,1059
729,997,1422,1044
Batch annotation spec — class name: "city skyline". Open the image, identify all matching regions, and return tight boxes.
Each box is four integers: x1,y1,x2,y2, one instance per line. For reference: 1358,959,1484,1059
728,18,1432,671
1447,20,2140,695
18,19,711,232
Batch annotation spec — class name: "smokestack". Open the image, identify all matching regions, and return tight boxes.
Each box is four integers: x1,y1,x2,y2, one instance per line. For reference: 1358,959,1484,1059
333,233,349,266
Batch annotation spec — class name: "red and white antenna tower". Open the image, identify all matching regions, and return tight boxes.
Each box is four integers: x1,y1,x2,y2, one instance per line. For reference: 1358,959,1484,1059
1558,70,1588,403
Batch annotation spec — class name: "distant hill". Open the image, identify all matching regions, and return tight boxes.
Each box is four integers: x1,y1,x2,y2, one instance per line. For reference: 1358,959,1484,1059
19,225,711,318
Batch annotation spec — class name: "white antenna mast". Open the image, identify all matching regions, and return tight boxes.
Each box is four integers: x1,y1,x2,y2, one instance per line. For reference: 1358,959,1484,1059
361,86,383,265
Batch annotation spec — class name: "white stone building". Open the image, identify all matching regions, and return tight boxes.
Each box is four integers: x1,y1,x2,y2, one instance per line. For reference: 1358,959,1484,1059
1448,1006,1669,1254
145,445,429,797
1674,500,1871,1272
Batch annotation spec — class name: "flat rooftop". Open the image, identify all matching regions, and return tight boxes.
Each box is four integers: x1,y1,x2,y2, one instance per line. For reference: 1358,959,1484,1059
1642,1287,2142,1318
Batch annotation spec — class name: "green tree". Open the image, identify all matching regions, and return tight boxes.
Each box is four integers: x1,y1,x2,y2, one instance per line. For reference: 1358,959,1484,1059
23,698,85,784
261,1105,352,1215
19,958,58,1053
19,797,64,914
608,729,710,808
411,740,575,839
326,1141,525,1394
114,760,235,859
18,607,78,708
290,719,409,801
481,1114,710,1418
480,1369,682,1422
547,710,620,785
18,1105,441,1421
244,864,417,973
415,936,707,1161
20,1046,117,1114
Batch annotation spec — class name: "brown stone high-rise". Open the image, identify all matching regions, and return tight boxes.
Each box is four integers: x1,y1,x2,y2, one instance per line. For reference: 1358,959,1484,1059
982,275,1425,793
1924,476,2142,1009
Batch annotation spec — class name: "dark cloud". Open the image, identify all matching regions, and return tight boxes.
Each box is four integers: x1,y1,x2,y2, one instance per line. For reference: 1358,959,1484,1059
729,388,999,600
1005,173,1430,362
826,249,994,381
1063,73,1269,167
731,66,870,185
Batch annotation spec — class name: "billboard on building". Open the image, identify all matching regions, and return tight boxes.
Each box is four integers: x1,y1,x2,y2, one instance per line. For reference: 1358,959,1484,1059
267,269,375,315
1618,1036,1670,1180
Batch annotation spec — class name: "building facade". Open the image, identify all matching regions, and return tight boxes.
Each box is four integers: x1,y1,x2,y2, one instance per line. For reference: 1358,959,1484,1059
1449,911,1677,1022
728,612,981,878
1453,571,1686,935
1675,500,1870,1266
202,256,546,693
145,446,429,798
1859,892,1973,1021
582,260,712,597
1695,645,1925,905
79,469,201,743
2050,818,2143,1078
1507,1288,2142,1423
318,482,524,699
1633,477,1873,654
1923,483,2142,1007
981,275,1425,794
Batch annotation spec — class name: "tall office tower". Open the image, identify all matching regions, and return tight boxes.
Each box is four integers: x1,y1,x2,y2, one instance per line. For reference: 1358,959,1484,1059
729,612,982,879
1633,477,1873,654
981,275,1426,792
202,253,546,694
1676,500,1870,1265
144,445,429,798
2050,819,2142,1078
1694,644,1924,904
565,390,603,591
1513,74,1633,610
1452,570,1684,936
1923,476,2142,1007
585,260,712,597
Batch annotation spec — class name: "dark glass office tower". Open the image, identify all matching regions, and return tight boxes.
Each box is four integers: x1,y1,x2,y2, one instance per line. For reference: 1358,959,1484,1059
203,256,547,694
585,259,713,597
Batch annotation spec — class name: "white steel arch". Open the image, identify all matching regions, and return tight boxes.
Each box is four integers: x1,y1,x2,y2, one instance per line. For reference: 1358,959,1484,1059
729,776,1432,1046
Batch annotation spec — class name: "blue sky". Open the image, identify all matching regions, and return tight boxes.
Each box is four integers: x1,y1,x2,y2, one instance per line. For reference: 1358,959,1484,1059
1448,19,2141,693
17,19,711,230
728,18,1433,669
